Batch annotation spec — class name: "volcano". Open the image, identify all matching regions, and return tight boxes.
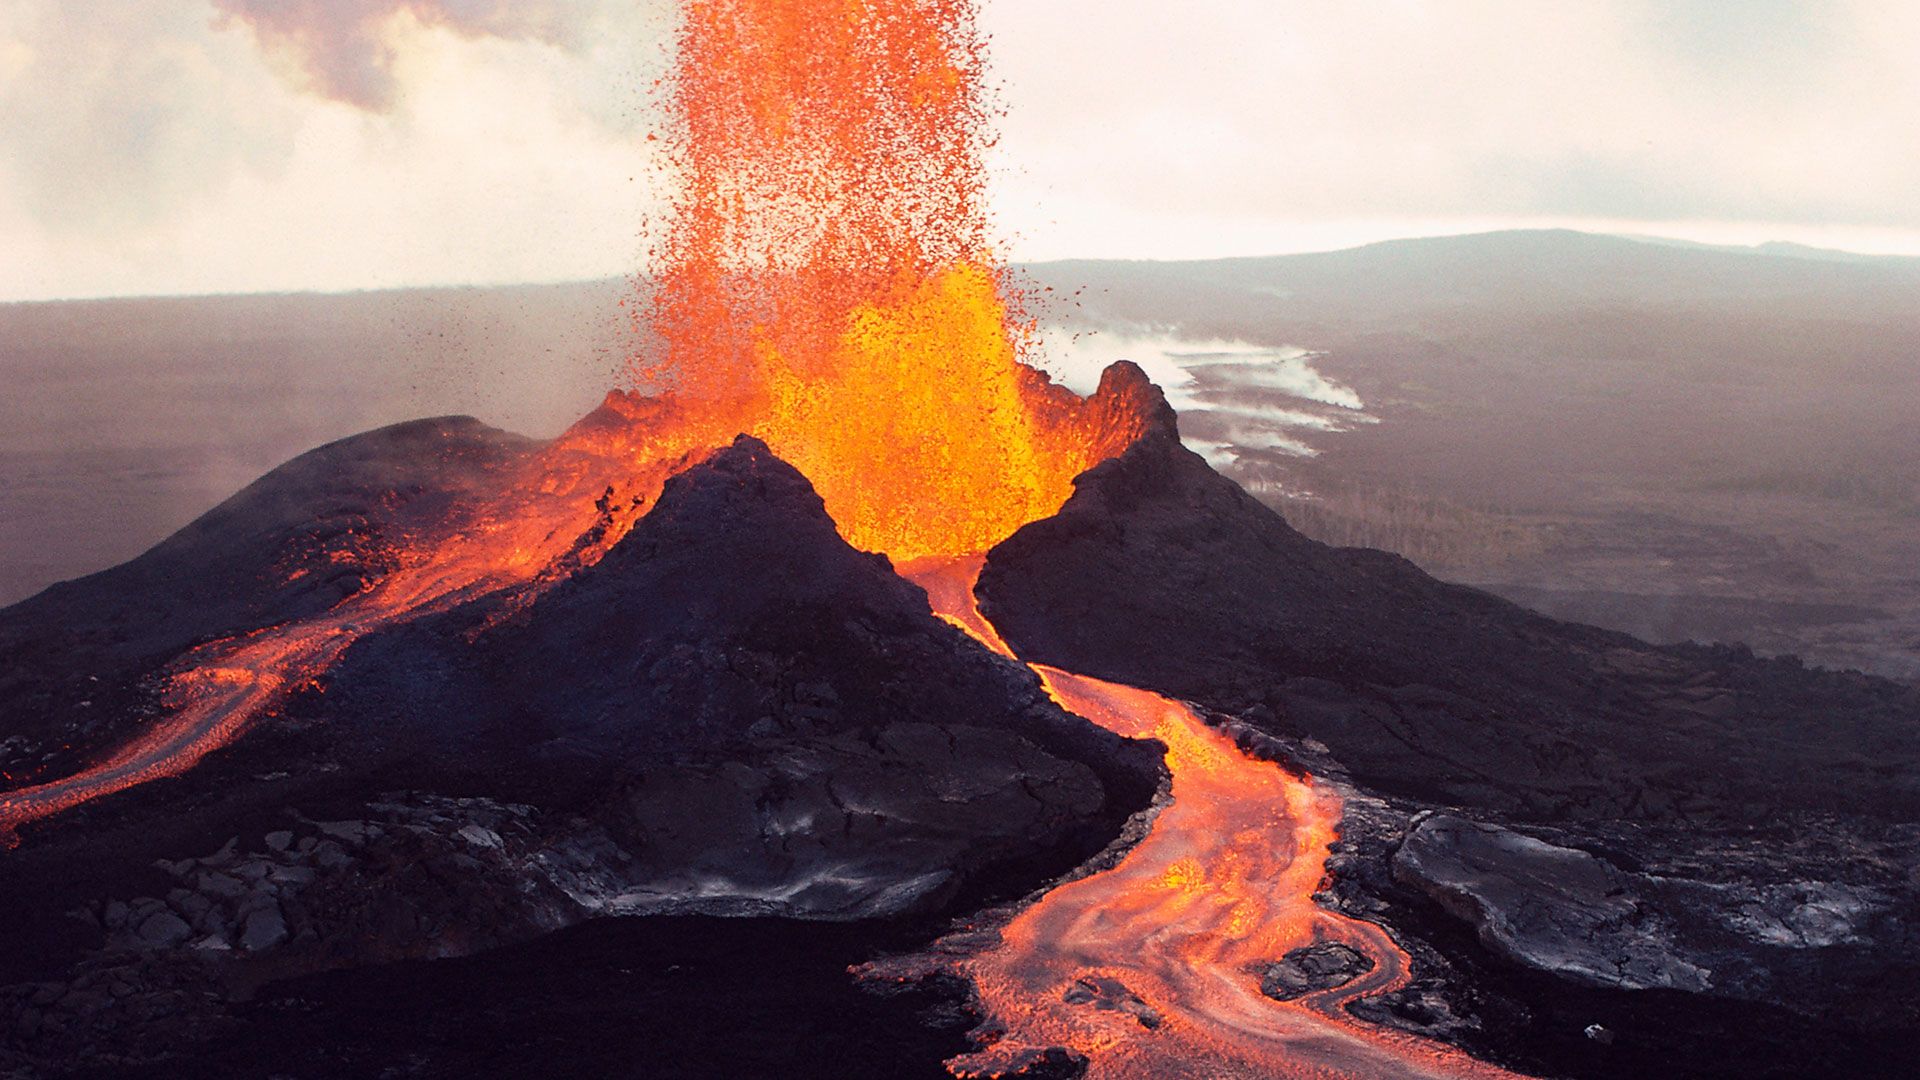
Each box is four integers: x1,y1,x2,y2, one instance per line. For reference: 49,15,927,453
6,0,1920,1077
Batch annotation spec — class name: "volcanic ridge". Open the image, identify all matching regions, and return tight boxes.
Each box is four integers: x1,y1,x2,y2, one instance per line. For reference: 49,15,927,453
0,367,1914,1079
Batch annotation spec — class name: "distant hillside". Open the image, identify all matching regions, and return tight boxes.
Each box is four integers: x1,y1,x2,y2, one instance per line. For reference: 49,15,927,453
0,281,629,605
1027,229,1920,333
1024,230,1920,509
1616,234,1920,267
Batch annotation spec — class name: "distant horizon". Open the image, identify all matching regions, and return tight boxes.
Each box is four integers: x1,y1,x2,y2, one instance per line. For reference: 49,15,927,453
7,223,1919,307
7,3,1915,303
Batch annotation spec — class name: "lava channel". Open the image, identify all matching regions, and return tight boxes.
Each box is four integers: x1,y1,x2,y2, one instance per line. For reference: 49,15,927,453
0,423,696,848
898,555,1526,1080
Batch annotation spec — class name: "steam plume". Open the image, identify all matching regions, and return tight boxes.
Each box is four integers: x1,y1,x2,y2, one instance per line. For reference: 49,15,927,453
212,0,599,110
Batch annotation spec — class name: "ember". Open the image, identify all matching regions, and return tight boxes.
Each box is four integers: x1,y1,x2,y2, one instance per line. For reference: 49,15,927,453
644,0,1151,558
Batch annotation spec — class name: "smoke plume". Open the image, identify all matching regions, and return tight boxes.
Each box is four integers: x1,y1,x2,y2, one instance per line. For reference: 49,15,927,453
212,0,602,111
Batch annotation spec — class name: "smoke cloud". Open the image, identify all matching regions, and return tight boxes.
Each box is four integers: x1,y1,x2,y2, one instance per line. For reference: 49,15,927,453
211,0,605,111
0,3,298,233
1034,327,1375,466
0,0,669,299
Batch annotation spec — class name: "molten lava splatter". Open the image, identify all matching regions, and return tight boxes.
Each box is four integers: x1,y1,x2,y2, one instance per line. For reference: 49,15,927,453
895,558,1524,1080
644,0,1148,559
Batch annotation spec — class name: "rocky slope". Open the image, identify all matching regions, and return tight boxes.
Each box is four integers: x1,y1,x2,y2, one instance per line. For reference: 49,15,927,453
0,434,1162,1074
980,417,1920,827
0,417,537,786
977,413,1920,1077
315,434,1163,916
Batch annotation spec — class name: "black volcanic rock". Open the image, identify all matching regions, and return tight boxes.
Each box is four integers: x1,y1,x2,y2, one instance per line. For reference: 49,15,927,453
976,400,1920,1075
977,408,1920,827
317,435,1161,918
1392,815,1711,993
1258,941,1374,1001
0,432,1164,1073
328,438,1151,765
0,416,533,780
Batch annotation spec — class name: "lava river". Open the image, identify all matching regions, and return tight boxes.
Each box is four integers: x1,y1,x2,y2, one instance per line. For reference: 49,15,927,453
902,556,1522,1080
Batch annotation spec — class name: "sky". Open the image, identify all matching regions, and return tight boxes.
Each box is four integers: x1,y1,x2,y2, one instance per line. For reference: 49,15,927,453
2,0,1917,301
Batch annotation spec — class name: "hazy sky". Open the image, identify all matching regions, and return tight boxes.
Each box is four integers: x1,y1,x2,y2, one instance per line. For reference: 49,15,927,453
2,0,1917,301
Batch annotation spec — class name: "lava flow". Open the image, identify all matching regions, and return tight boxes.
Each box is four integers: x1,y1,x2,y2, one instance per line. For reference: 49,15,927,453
0,418,717,845
901,557,1522,1080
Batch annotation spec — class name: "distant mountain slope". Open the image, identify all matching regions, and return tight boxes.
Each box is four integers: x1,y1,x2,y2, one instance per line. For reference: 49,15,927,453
1616,233,1920,267
1028,228,1920,329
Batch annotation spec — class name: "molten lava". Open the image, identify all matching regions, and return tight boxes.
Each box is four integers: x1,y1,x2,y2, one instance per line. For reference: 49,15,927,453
645,0,1147,559
898,558,1523,1080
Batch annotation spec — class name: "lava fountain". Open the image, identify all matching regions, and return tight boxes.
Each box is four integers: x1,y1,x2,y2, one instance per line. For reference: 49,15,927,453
641,0,1151,559
0,0,1144,843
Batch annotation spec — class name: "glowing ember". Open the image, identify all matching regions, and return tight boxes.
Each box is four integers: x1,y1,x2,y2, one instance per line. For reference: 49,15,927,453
899,558,1525,1080
646,0,1147,559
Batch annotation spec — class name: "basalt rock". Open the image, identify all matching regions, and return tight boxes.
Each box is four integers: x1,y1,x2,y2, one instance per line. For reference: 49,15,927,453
1258,941,1375,1001
0,433,1164,1073
977,416,1920,829
1392,816,1711,993
976,410,1920,1076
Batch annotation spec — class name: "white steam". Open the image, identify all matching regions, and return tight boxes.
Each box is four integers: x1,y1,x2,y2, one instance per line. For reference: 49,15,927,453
1034,327,1374,466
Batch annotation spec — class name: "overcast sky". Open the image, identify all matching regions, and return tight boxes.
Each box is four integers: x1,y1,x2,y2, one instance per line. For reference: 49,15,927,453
2,0,1917,301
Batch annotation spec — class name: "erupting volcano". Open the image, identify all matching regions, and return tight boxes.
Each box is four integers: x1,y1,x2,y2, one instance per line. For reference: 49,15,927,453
9,2,1919,1079
0,1,1466,1073
0,0,1153,846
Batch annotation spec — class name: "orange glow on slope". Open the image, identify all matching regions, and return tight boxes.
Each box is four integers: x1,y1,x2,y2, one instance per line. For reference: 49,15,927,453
646,0,1148,560
898,557,1525,1080
0,415,708,845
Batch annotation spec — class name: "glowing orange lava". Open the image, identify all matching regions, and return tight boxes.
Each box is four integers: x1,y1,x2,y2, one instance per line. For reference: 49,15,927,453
646,0,1148,560
898,558,1525,1080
